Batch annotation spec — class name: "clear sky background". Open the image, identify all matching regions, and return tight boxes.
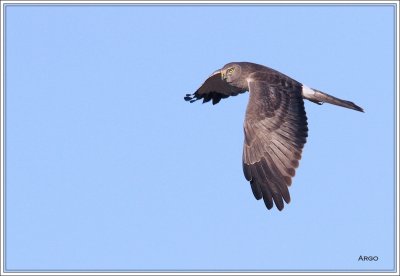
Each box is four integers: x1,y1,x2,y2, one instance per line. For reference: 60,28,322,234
3,3,396,272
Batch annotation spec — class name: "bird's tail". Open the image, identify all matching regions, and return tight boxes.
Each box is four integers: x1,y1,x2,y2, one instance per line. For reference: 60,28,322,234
303,86,364,112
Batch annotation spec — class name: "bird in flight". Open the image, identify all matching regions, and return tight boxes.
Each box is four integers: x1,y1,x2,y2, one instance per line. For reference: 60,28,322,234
184,62,364,211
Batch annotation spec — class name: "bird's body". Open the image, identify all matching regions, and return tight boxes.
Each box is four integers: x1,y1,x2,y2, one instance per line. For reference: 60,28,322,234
184,62,363,211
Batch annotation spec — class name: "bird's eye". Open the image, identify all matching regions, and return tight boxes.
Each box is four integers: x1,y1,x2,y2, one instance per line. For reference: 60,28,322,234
227,68,235,75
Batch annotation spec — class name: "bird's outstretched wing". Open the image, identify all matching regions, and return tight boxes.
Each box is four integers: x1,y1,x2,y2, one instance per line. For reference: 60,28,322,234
242,80,308,211
184,70,246,105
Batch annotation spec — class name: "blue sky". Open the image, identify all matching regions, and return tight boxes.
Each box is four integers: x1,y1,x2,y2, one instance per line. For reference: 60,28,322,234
3,3,396,272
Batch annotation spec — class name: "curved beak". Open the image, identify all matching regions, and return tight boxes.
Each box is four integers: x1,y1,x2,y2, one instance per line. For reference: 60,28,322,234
220,70,226,80
211,69,225,80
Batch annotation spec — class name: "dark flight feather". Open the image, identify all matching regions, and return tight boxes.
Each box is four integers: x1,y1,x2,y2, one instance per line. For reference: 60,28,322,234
241,80,308,210
184,71,246,105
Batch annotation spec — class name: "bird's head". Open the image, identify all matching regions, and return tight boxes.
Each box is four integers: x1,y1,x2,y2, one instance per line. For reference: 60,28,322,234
220,63,241,84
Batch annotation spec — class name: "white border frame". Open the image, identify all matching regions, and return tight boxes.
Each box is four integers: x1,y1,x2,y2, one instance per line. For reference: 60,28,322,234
0,1,398,275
